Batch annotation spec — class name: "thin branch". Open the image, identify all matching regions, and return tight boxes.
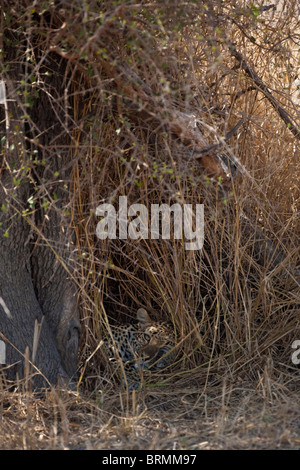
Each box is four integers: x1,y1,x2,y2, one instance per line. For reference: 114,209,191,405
228,43,300,139
193,117,244,157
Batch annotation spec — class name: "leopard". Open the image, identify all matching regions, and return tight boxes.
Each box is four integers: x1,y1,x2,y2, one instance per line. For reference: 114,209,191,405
102,308,176,390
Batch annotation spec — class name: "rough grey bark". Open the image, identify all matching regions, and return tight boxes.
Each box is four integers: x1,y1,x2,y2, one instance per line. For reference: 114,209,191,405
0,28,80,389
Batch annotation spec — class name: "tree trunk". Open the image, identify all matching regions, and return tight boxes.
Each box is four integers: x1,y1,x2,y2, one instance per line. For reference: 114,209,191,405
0,25,79,390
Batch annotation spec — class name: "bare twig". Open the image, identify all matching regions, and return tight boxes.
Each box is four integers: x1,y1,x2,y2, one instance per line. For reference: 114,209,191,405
193,117,244,157
228,43,300,139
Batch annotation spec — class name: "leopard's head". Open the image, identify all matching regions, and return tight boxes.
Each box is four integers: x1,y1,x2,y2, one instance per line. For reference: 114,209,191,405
135,308,176,371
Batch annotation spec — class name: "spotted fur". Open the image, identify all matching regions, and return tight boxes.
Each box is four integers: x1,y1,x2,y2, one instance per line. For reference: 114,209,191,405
103,308,175,389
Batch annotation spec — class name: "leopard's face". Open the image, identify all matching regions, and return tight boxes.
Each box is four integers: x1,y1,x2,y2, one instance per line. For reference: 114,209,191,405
135,321,175,371
102,308,176,389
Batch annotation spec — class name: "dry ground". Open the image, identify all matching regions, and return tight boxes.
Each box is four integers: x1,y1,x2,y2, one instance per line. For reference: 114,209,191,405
1,374,300,450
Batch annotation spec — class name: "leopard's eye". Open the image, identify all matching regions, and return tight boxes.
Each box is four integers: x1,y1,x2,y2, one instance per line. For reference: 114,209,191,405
143,333,151,342
146,326,158,335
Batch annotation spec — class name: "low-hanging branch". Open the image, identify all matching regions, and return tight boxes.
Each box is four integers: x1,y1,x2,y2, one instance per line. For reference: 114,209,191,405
98,57,232,181
228,43,300,140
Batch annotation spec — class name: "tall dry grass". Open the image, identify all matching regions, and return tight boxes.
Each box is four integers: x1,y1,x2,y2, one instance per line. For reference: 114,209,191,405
66,0,300,397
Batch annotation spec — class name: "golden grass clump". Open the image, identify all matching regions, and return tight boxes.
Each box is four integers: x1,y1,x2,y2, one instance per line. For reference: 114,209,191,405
69,0,299,396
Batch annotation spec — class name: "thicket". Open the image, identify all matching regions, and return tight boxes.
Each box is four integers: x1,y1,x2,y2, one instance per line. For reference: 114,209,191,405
0,0,299,415
64,0,300,393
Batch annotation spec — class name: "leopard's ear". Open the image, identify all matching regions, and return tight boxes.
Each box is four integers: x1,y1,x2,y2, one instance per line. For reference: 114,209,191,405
136,308,152,327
